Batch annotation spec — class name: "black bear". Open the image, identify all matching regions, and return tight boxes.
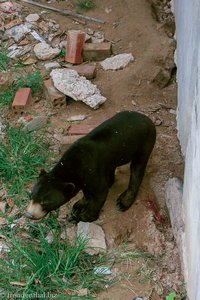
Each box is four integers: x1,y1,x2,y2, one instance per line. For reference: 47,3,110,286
25,111,156,222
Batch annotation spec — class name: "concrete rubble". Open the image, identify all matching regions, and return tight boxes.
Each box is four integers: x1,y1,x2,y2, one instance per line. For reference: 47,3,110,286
77,221,107,255
34,42,61,60
50,69,106,109
100,53,134,70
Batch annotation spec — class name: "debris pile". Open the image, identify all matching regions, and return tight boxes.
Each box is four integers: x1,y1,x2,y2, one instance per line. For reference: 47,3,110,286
0,1,134,112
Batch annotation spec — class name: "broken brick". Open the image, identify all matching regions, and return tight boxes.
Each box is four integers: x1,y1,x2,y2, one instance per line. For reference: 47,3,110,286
67,124,95,135
83,42,112,61
12,88,31,113
65,30,86,64
67,64,96,79
44,78,66,107
59,135,84,153
5,19,22,30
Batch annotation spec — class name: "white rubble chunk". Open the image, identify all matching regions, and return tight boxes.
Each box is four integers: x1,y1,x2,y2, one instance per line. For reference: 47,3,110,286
77,222,107,255
4,23,32,42
25,13,40,22
34,42,61,60
44,61,61,70
8,44,32,59
100,53,134,70
50,69,106,109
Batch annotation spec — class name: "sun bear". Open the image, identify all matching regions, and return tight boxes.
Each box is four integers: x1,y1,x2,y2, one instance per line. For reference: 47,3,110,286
25,111,156,222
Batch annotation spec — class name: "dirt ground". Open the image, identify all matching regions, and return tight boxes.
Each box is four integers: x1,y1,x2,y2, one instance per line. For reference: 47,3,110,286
2,0,185,299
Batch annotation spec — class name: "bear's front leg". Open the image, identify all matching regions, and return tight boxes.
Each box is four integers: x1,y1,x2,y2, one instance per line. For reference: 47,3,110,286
70,189,109,223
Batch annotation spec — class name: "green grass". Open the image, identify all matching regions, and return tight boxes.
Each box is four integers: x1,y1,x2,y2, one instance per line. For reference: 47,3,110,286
0,220,113,298
0,70,43,108
0,50,9,72
0,85,16,108
16,70,43,95
76,0,95,10
0,125,50,197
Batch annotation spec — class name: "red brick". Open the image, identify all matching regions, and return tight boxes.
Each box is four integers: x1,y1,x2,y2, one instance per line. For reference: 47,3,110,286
67,64,96,79
67,124,95,135
59,135,84,153
83,42,112,61
65,30,86,64
44,78,66,107
5,19,22,30
12,88,31,113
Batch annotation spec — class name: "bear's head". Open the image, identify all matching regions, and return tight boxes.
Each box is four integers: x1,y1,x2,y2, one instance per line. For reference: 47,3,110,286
25,170,75,220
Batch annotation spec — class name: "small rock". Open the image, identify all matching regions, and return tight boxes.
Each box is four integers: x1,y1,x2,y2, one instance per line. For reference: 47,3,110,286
45,230,54,244
50,69,106,109
100,53,134,70
23,116,48,132
66,115,87,122
77,288,88,296
34,42,61,60
169,108,176,115
4,23,32,42
77,222,107,255
152,68,171,88
44,61,61,70
8,44,32,59
25,13,40,23
165,177,184,253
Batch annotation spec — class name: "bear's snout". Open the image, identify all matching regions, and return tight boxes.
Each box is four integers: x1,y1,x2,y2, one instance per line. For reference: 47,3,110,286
25,200,47,220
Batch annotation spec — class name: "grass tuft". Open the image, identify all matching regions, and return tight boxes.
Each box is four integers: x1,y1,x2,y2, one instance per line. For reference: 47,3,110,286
16,71,43,95
0,50,10,72
0,221,112,298
0,70,43,108
76,0,95,10
0,126,50,196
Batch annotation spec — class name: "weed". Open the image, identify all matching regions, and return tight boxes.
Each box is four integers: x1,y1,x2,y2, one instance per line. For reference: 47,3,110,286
166,291,176,300
0,70,43,109
76,0,95,10
0,126,50,197
16,70,43,95
0,50,9,72
0,221,113,297
0,85,16,108
60,48,66,57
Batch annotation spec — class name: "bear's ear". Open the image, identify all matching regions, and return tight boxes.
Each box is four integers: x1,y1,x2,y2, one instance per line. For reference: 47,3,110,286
64,182,75,196
39,169,47,177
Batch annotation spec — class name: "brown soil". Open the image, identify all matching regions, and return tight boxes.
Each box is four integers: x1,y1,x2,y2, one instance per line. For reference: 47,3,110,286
2,0,184,299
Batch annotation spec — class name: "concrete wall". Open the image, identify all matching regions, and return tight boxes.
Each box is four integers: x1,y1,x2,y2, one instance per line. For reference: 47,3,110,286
174,0,200,299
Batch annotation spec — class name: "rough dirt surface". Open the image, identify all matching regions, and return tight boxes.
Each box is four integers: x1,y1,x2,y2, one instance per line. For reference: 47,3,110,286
1,0,185,299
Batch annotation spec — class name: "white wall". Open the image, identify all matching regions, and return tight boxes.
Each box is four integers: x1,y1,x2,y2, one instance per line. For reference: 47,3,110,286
174,0,200,299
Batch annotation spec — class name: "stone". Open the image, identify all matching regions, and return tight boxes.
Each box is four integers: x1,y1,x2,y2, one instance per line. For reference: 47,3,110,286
152,68,171,88
44,61,61,70
165,177,184,254
8,44,32,59
23,116,48,132
100,53,134,70
4,23,32,42
34,42,61,60
66,114,87,122
25,13,40,23
77,222,107,255
50,69,106,109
